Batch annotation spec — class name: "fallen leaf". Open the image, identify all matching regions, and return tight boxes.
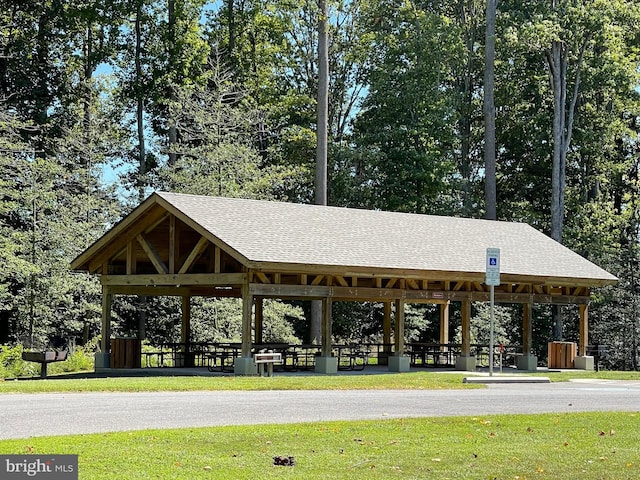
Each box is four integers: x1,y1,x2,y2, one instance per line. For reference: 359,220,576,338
610,429,616,436
599,431,606,436
527,427,533,432
536,466,544,473
563,442,569,447
431,458,441,462
203,466,212,471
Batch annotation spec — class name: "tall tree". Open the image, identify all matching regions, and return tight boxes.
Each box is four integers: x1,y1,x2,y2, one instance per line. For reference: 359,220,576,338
483,0,497,220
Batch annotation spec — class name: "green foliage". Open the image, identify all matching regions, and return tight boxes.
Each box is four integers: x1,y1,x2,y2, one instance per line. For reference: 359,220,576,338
1,0,640,367
0,342,96,379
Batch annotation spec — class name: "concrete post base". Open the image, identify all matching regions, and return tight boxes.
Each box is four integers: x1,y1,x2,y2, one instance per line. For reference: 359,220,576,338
234,356,258,375
388,355,410,372
574,355,595,371
315,356,338,374
517,354,538,371
455,356,476,372
94,352,110,371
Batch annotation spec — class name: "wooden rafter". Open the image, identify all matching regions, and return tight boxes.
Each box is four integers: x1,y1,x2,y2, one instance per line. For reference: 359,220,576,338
334,275,349,287
255,272,271,284
178,236,209,274
137,233,168,274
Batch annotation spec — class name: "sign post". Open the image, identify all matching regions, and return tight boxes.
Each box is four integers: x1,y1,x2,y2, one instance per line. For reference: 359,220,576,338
485,248,501,376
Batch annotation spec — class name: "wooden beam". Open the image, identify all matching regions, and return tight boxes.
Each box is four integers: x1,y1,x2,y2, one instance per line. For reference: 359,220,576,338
241,283,253,357
321,297,333,357
247,283,591,304
523,302,532,354
178,236,209,274
101,273,247,286
109,285,192,296
101,286,112,353
394,299,405,355
85,209,169,273
461,300,471,357
214,246,221,273
136,233,168,274
579,304,588,356
126,242,136,275
334,275,349,287
169,215,176,274
255,272,271,284
311,275,325,285
440,301,450,345
250,283,331,299
255,297,264,344
383,302,392,353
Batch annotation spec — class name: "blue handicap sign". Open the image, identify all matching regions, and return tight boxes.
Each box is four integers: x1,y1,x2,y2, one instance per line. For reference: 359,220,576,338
489,258,497,266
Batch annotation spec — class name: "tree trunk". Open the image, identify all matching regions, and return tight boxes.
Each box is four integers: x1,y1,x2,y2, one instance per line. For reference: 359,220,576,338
135,0,146,202
311,0,329,344
167,0,178,167
483,0,497,220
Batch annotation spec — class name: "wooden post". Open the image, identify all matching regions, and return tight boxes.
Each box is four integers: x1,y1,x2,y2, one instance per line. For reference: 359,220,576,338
394,299,405,355
182,295,191,366
241,283,253,357
383,302,392,351
461,300,471,357
255,297,264,345
321,297,333,357
168,215,176,274
101,286,112,353
439,301,450,347
523,302,532,354
579,304,588,357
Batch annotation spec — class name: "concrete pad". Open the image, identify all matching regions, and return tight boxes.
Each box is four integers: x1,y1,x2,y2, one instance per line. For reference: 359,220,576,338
388,355,410,372
455,356,476,372
574,356,594,371
315,356,338,374
517,354,538,371
94,352,110,369
463,375,550,384
234,356,258,375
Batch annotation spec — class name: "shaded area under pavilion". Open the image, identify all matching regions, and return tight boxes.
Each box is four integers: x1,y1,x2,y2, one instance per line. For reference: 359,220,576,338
70,192,618,374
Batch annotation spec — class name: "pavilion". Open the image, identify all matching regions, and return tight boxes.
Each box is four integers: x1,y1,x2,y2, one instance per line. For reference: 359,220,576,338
71,191,618,374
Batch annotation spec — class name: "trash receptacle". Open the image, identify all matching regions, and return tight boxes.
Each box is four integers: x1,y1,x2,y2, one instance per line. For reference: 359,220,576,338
548,341,576,369
110,338,142,368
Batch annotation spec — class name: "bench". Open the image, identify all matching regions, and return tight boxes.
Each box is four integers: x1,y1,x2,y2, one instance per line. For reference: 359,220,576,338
254,351,282,377
22,350,68,378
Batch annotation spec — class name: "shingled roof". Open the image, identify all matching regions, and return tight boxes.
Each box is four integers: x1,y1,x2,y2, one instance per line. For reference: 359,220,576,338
72,191,617,288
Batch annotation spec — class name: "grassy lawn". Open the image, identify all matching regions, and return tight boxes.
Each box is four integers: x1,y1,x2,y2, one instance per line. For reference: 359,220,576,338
0,412,638,479
1,370,639,394
0,371,481,393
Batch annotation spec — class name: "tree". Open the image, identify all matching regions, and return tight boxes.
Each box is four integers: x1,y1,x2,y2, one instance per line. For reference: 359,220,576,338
483,0,497,220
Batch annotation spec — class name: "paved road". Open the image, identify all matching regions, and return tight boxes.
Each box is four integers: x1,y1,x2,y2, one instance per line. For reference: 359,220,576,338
1,379,639,440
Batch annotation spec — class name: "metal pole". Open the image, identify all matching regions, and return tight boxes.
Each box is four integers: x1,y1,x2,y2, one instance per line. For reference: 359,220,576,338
489,284,495,376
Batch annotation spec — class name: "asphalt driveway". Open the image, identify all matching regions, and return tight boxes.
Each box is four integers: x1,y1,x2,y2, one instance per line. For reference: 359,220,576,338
1,379,639,440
